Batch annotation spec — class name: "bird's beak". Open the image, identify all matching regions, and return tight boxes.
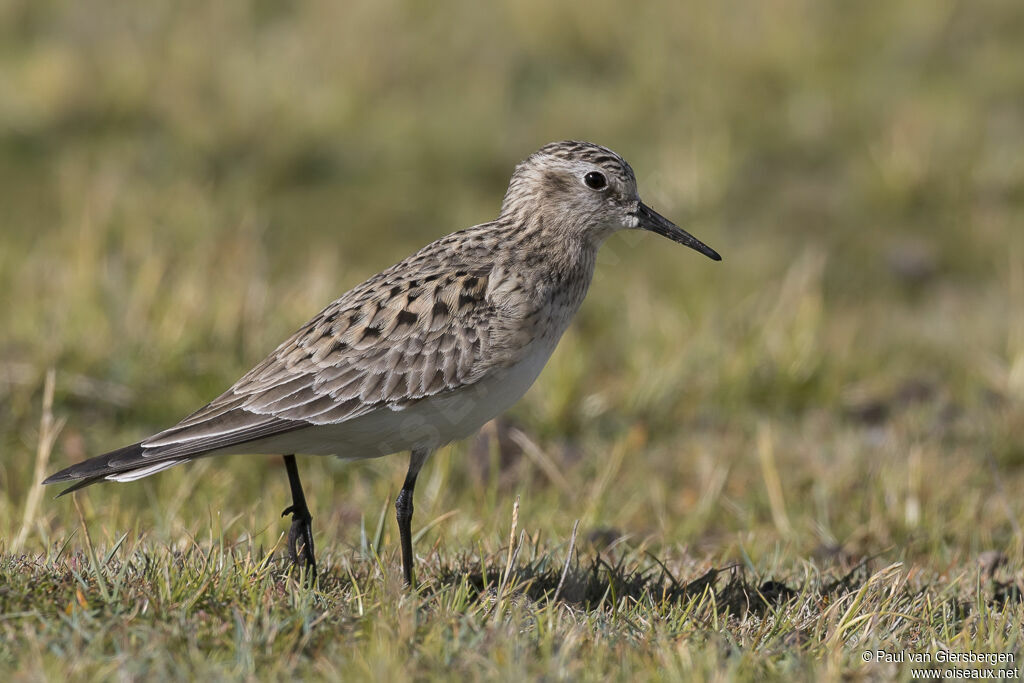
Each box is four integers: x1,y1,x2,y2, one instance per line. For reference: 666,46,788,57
636,202,721,261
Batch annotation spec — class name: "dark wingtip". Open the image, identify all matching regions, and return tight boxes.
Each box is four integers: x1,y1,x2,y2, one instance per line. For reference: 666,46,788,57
42,469,76,486
42,470,73,485
42,441,147,489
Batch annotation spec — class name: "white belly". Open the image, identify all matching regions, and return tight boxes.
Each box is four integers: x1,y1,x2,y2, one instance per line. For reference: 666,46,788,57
231,335,559,459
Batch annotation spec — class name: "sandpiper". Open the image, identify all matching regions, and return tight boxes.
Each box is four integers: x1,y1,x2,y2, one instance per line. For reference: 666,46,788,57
44,141,721,584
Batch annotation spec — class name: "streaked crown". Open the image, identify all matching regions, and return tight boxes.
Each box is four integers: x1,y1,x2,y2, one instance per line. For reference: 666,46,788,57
499,141,640,240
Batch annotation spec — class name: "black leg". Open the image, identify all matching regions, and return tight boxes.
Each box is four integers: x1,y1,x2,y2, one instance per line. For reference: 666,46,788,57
395,448,431,587
280,454,316,579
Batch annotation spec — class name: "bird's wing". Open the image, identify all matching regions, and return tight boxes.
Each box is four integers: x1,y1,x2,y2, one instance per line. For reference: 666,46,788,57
43,225,538,490
138,262,499,455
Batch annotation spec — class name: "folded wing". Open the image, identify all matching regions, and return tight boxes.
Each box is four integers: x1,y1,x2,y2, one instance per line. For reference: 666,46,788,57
45,257,500,491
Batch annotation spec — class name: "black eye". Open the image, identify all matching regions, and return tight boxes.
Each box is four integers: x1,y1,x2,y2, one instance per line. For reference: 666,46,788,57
583,171,607,190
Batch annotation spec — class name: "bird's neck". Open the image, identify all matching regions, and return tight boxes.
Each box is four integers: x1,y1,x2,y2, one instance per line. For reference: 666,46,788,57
506,211,599,268
494,215,601,322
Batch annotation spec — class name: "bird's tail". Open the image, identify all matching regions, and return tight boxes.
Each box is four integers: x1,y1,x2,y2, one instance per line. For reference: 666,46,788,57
42,443,186,497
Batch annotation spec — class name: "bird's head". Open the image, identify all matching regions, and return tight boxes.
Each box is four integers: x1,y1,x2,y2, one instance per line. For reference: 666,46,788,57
500,141,721,261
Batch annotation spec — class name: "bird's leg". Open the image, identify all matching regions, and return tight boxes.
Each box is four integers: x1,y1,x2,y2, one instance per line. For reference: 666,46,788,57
395,448,431,587
280,454,316,579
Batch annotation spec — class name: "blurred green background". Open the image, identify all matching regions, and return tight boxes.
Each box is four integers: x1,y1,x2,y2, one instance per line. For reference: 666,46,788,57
1,0,1023,570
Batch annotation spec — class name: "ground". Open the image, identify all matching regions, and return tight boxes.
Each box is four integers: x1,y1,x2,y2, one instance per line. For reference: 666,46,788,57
1,1,1023,680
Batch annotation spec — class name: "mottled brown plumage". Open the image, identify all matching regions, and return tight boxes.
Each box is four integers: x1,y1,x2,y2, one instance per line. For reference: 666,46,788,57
45,141,721,583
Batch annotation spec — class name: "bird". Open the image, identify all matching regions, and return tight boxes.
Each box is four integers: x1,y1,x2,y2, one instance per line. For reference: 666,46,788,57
44,141,721,585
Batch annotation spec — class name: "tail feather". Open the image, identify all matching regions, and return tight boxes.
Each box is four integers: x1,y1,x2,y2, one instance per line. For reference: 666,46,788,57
43,442,186,496
53,475,110,497
42,411,306,496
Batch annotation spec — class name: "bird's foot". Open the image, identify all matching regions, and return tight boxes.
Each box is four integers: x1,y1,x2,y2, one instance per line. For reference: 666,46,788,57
281,504,317,580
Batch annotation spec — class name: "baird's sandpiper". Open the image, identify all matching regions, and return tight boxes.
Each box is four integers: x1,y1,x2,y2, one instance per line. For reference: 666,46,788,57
45,141,721,584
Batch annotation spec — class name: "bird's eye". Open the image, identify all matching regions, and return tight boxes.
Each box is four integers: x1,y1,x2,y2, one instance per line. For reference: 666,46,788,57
583,171,607,190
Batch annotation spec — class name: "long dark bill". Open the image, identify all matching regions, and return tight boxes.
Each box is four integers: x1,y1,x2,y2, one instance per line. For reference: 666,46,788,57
637,202,721,261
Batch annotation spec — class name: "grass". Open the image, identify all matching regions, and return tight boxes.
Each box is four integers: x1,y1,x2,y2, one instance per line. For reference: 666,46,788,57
2,0,1024,679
